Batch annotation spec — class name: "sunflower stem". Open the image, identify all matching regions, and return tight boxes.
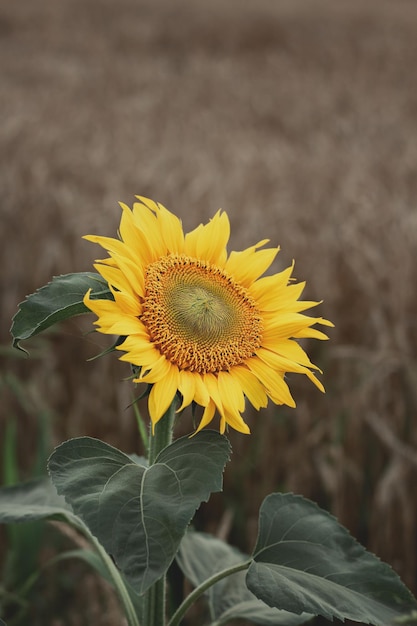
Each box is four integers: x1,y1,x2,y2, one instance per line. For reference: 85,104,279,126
142,399,177,626
147,399,176,465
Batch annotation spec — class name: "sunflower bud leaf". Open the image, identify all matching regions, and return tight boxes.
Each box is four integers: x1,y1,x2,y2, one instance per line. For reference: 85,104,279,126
11,272,112,353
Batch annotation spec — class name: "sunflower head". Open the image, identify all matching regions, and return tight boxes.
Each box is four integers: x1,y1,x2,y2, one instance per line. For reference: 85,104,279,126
84,196,333,434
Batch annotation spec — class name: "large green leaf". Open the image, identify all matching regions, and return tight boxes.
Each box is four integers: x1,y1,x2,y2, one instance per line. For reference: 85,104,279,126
177,531,313,626
247,493,417,624
48,432,230,594
11,272,112,352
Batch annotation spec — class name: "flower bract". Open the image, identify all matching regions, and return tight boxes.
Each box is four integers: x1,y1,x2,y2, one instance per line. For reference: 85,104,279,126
84,197,333,434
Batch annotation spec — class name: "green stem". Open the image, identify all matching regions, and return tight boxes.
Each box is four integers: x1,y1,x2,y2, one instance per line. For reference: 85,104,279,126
143,400,177,626
89,533,140,626
147,401,176,465
167,559,252,626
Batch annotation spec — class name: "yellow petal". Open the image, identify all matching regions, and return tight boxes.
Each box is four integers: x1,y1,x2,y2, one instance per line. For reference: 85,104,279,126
92,263,138,301
111,255,146,298
118,336,168,376
102,317,145,336
225,244,279,287
183,223,202,258
156,202,185,254
135,195,160,213
119,346,154,368
112,290,142,317
132,200,167,260
193,373,210,407
259,341,320,372
217,371,245,414
203,372,225,413
248,263,294,303
293,327,330,340
148,366,179,426
253,280,307,312
262,312,319,340
204,372,250,435
184,211,230,264
255,349,324,395
246,357,296,407
177,369,196,411
119,202,152,263
135,195,187,259
83,234,131,259
136,354,172,382
84,291,140,334
304,369,325,393
231,366,268,410
223,408,250,434
195,400,216,433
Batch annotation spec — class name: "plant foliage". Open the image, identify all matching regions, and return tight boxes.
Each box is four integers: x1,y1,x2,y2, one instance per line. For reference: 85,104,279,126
247,493,417,623
177,530,313,626
48,433,231,593
11,272,112,352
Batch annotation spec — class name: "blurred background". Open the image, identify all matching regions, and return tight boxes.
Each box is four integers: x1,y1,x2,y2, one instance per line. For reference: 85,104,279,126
1,0,417,623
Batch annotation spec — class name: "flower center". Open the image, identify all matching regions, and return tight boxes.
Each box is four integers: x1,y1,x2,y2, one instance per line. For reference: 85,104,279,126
141,254,262,373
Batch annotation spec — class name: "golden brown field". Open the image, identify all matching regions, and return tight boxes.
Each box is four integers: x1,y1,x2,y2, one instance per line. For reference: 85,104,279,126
1,0,417,623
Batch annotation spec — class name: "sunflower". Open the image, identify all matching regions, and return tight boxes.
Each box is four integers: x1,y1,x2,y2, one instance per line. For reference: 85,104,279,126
84,196,333,434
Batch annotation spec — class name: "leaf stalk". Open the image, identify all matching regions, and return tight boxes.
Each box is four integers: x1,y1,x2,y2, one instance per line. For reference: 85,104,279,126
167,559,252,626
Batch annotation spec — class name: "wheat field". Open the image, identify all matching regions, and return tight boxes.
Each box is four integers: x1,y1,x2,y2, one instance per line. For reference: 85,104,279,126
1,0,417,622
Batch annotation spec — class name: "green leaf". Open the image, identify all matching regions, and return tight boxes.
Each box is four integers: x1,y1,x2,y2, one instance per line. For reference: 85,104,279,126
247,493,417,624
0,478,76,526
0,478,140,626
395,611,417,626
178,530,313,626
48,432,231,594
11,272,112,353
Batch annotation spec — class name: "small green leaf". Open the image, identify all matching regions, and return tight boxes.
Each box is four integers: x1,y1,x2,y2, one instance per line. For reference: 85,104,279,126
247,493,417,624
48,432,231,594
178,531,313,626
11,272,112,353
